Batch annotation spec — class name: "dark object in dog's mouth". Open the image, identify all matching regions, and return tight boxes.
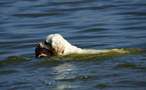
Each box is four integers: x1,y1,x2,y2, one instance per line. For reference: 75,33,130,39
35,43,52,58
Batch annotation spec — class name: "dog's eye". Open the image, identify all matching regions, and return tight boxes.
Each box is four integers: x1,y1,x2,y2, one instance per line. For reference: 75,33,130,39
44,41,49,45
44,41,52,48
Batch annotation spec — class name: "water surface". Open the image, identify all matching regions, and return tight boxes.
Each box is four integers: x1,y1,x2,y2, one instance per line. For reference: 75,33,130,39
0,0,146,90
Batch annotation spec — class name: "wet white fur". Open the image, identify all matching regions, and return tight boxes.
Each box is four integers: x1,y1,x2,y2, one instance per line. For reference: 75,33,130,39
38,34,127,55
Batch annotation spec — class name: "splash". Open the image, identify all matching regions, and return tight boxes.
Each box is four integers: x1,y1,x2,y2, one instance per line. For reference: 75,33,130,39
65,47,144,58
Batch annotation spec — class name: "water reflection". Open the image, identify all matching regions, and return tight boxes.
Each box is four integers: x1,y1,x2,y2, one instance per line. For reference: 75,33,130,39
52,62,79,89
52,63,76,80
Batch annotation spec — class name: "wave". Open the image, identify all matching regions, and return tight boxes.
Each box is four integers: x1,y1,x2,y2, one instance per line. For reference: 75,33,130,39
64,47,144,58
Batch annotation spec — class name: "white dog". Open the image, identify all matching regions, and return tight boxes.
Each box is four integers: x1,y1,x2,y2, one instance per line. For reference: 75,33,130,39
35,34,128,58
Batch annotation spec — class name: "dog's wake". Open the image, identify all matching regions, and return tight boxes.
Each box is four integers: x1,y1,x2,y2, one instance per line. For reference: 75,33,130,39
35,34,130,58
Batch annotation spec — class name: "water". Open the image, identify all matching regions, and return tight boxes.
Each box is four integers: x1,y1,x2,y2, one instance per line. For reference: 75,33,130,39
0,0,146,90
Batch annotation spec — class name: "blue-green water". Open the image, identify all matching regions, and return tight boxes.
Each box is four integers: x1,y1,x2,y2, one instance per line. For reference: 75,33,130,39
0,0,146,90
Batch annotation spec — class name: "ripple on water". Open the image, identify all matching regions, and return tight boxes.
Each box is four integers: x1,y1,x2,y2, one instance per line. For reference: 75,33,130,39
0,0,146,90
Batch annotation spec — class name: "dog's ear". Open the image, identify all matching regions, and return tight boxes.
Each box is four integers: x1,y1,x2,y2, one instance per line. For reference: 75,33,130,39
51,38,65,55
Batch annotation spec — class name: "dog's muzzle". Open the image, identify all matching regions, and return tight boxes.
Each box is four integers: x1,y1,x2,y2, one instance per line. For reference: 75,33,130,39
35,43,52,58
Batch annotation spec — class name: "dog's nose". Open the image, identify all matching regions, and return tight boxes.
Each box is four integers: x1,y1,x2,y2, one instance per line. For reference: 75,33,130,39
37,42,44,48
37,43,40,47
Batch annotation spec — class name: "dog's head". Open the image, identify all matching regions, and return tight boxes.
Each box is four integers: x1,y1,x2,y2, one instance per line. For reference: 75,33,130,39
35,34,66,58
